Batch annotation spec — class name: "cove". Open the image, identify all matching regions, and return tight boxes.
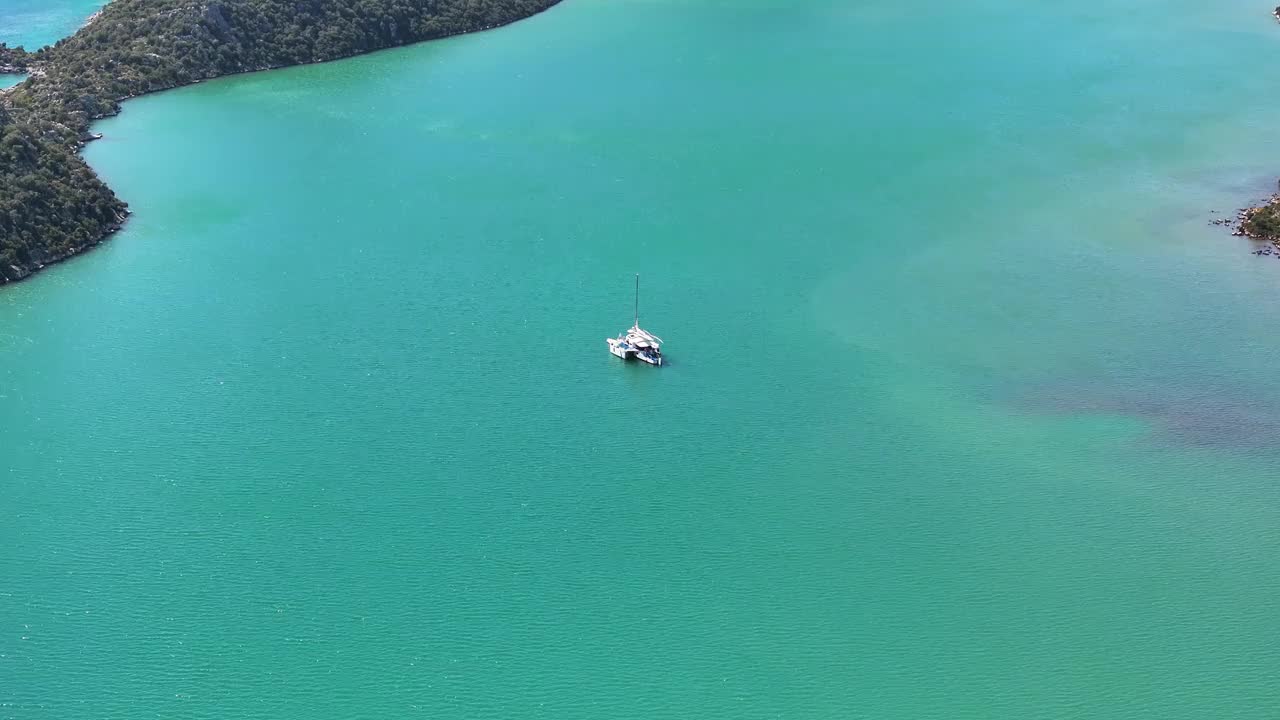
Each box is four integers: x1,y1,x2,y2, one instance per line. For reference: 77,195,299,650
5,0,1280,718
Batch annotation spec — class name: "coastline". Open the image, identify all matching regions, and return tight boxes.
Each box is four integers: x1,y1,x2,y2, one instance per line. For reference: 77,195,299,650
0,213,130,284
7,2,1279,287
0,0,565,288
63,3,566,149
1234,194,1280,252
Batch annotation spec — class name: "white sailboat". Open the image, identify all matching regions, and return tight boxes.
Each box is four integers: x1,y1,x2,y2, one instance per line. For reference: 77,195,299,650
606,274,664,366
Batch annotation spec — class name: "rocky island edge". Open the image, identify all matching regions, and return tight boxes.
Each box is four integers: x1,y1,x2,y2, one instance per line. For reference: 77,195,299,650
0,0,562,286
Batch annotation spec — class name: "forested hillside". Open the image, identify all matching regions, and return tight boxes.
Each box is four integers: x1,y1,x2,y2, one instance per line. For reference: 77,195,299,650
0,0,561,285
0,109,128,281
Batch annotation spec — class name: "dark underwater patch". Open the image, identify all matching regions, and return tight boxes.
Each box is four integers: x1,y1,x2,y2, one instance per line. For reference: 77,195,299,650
1016,380,1280,449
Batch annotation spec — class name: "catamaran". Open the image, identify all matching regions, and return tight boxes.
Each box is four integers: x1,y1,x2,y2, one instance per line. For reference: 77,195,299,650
607,274,664,366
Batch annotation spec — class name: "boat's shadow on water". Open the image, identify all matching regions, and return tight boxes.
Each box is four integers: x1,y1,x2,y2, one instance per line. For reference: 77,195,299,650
619,360,674,371
601,355,675,374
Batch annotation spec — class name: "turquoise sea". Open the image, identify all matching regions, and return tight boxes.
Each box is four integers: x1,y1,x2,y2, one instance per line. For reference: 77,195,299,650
5,0,1280,717
0,0,100,49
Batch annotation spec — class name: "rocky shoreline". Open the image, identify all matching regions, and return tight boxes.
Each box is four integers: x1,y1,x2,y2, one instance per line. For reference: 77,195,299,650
1,211,130,284
1209,183,1280,258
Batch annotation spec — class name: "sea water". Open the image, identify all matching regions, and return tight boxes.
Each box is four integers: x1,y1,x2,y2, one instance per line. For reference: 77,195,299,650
0,0,101,49
4,0,1280,717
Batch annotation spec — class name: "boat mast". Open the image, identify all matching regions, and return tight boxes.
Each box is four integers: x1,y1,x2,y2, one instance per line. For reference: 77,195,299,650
634,273,640,328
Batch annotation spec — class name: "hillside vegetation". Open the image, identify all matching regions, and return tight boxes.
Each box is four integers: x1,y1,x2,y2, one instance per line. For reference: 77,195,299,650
1243,203,1280,242
0,0,560,284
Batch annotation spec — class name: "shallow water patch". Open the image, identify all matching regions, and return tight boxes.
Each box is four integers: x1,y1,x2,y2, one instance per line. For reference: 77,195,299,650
0,73,26,90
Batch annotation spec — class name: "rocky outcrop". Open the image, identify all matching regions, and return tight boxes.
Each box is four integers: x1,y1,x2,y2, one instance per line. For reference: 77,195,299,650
0,43,28,73
205,3,233,38
1211,178,1280,257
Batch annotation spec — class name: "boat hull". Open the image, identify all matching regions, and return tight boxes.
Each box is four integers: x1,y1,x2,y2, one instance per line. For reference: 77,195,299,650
607,337,661,365
607,338,635,360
